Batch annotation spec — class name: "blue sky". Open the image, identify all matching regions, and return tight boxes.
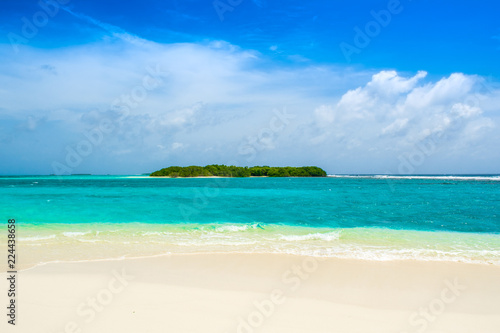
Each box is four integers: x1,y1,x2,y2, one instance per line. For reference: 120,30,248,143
1,0,499,174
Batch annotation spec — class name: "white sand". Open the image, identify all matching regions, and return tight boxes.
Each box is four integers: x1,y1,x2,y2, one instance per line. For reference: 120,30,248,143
1,254,500,332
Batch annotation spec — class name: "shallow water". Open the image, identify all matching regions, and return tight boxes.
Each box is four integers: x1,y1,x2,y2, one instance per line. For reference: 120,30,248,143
1,175,499,266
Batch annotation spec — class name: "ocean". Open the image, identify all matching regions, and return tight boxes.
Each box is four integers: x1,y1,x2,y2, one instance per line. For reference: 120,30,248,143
1,175,500,268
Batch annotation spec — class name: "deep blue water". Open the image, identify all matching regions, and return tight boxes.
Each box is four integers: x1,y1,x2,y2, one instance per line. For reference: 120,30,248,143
1,175,499,234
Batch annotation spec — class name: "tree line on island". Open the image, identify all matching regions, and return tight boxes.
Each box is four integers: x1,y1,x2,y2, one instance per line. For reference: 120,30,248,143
150,165,327,177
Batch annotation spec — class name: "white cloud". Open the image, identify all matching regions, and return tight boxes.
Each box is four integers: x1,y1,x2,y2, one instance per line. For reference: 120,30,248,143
314,105,335,124
381,118,409,136
0,36,499,174
305,70,500,173
450,103,481,118
367,70,427,95
156,103,203,128
171,142,185,150
405,73,475,109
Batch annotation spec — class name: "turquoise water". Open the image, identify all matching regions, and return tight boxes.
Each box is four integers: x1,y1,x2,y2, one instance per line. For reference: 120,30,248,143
1,175,500,265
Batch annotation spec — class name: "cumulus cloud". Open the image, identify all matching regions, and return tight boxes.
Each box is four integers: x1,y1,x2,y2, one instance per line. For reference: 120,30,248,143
0,36,499,174
367,70,427,95
305,70,499,173
381,118,409,136
0,36,361,174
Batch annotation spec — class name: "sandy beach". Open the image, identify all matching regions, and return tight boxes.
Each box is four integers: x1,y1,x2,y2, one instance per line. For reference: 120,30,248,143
2,254,499,333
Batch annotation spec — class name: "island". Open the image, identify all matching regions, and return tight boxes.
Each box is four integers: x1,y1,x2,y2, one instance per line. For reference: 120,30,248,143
149,165,327,177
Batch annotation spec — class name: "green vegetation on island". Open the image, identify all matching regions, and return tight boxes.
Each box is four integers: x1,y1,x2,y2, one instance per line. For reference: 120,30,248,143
150,165,327,178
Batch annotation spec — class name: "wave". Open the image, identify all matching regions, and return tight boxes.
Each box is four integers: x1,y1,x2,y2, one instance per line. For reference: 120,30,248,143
215,223,264,232
63,231,91,237
11,223,500,265
280,231,341,242
19,235,56,241
281,248,500,265
328,174,500,181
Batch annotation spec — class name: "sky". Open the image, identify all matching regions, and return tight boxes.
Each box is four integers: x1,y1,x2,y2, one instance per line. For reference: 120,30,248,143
0,0,499,175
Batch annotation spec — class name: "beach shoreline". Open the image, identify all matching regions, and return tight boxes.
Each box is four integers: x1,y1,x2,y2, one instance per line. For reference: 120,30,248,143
2,253,499,333
9,221,500,270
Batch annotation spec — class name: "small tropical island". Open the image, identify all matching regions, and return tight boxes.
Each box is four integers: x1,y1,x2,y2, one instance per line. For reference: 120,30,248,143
150,165,327,177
